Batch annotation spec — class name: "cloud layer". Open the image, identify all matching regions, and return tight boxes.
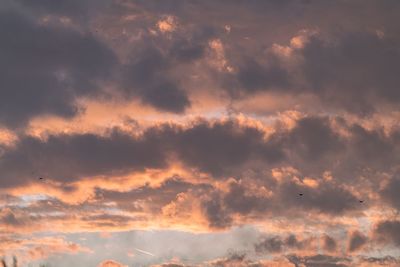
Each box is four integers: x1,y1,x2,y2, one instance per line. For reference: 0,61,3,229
1,0,400,266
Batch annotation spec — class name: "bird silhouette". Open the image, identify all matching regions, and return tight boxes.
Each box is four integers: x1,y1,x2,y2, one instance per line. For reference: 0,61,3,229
299,193,303,196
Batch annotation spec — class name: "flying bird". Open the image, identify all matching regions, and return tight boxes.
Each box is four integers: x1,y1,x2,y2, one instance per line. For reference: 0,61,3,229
299,193,303,196
359,200,364,203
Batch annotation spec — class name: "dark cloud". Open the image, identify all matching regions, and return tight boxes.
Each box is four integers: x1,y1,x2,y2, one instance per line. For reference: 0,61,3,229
255,236,284,253
0,8,116,128
278,180,359,215
0,1,218,125
172,119,284,176
121,45,191,113
113,0,400,117
374,220,400,247
0,209,24,226
201,191,233,229
223,181,269,215
255,234,310,254
151,252,270,267
15,0,95,20
348,231,368,252
206,174,360,226
322,235,337,252
287,254,351,267
3,0,400,131
347,124,396,168
282,116,344,161
0,119,280,187
119,24,216,113
0,129,168,187
225,56,290,97
380,175,400,210
220,29,400,115
359,256,400,266
299,31,400,114
208,252,250,267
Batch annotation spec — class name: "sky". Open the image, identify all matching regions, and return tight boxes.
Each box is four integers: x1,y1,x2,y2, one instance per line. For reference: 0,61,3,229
1,0,400,266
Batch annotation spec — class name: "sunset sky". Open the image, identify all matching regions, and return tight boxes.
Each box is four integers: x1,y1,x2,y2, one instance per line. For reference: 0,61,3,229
1,1,400,266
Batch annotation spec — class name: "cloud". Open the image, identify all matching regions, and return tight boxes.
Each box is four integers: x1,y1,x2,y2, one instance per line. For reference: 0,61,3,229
0,7,116,128
97,260,128,267
255,234,312,254
0,118,283,187
14,0,107,21
171,119,284,176
374,220,400,247
219,28,400,115
0,129,168,187
120,45,191,113
287,254,351,267
1,115,390,230
1,1,400,266
380,175,400,211
94,177,198,212
322,235,337,252
348,231,368,252
119,22,216,114
358,256,400,266
0,236,91,261
298,31,400,114
201,191,233,229
224,56,290,97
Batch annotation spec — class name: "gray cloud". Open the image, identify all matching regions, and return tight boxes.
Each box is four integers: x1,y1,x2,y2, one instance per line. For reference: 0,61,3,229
322,235,337,252
254,234,311,254
255,236,284,253
201,191,233,229
171,119,284,177
287,254,351,267
380,175,400,211
298,31,400,114
3,0,400,130
348,231,368,252
219,29,400,115
121,44,191,113
374,220,400,247
359,256,400,266
280,116,344,161
224,56,290,97
278,180,359,215
14,0,97,20
0,129,168,187
0,7,116,128
119,24,216,113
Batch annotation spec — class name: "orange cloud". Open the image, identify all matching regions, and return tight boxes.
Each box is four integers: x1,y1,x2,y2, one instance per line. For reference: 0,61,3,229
98,260,128,267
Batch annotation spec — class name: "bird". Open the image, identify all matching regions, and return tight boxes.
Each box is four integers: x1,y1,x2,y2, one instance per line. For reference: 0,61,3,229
299,193,303,196
359,200,364,203
39,177,44,180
